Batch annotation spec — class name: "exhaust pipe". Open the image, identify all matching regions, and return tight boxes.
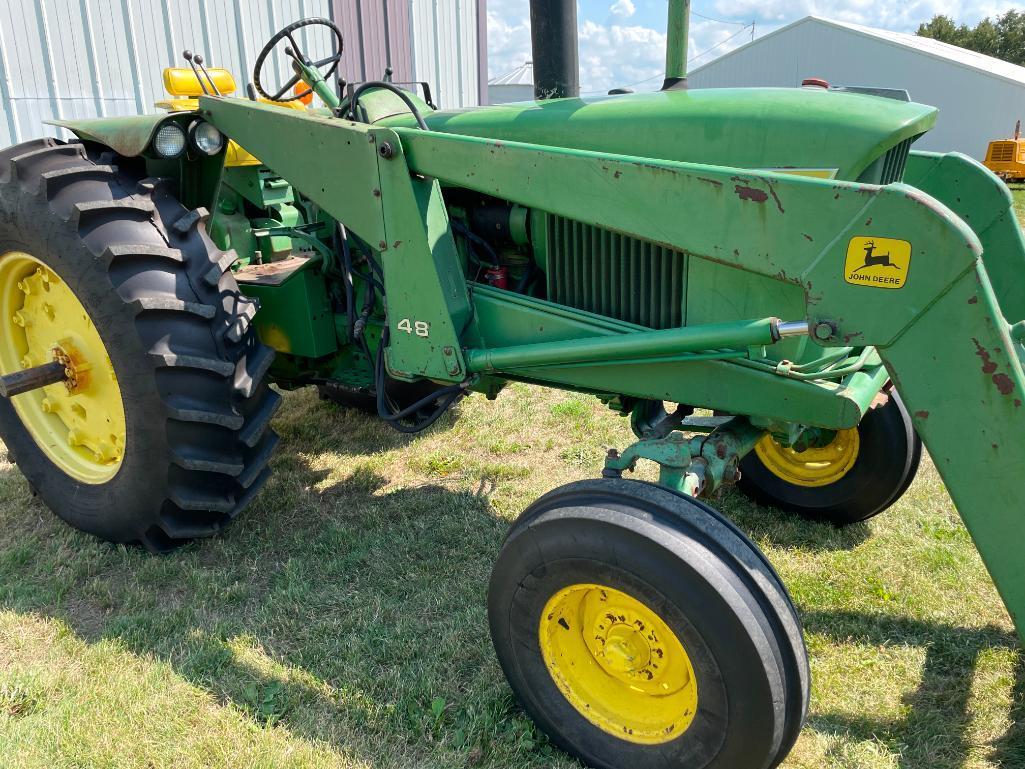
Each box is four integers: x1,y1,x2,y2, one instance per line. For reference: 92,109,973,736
529,0,579,99
662,0,690,90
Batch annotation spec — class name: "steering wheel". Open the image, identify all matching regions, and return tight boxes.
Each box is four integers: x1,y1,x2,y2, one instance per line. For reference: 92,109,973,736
253,18,343,102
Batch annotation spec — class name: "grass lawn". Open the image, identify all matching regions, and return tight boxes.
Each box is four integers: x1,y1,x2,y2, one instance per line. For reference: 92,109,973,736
1,194,1025,769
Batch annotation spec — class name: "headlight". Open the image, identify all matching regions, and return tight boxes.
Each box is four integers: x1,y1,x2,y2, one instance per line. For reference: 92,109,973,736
152,123,186,158
189,120,225,156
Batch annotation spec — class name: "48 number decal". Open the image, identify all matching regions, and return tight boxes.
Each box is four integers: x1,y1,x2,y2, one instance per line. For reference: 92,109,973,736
396,318,430,337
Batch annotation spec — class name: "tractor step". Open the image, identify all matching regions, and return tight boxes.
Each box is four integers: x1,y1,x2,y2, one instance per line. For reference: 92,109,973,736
234,255,312,287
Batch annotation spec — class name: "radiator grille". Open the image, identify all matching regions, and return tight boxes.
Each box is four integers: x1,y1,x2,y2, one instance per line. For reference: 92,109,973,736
880,137,912,184
990,142,1016,162
546,216,686,329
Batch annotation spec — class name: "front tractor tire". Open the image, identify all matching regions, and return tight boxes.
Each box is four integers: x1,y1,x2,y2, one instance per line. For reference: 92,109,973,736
737,391,922,526
488,479,809,769
0,138,279,551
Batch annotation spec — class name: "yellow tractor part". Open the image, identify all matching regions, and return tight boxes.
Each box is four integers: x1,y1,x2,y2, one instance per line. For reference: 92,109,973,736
156,66,304,166
539,583,699,744
754,429,860,487
0,252,126,483
983,120,1025,182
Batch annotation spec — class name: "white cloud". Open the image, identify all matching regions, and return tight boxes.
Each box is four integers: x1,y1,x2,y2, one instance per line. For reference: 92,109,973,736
609,0,636,18
487,0,1020,95
578,20,666,92
487,9,532,80
486,1,758,93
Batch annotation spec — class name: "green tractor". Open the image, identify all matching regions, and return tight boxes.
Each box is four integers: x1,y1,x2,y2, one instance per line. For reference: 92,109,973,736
1,1,1023,767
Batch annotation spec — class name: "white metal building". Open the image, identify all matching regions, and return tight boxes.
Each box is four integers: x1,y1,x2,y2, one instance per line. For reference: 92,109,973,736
0,0,486,148
488,60,533,104
688,16,1025,159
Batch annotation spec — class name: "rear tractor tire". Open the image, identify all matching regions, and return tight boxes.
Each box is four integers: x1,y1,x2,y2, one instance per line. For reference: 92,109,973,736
489,478,809,769
0,138,279,551
737,391,921,526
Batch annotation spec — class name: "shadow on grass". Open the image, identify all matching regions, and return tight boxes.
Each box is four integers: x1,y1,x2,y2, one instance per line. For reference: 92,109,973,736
804,610,1025,769
0,445,552,766
0,406,1019,767
719,487,874,552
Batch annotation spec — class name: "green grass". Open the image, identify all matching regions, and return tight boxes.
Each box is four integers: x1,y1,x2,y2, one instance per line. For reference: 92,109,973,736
0,193,1024,768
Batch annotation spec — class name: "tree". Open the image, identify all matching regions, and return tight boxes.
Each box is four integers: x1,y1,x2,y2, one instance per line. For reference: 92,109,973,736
917,10,1025,66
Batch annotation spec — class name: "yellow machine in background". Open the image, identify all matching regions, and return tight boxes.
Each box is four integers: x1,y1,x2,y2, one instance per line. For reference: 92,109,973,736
984,120,1025,182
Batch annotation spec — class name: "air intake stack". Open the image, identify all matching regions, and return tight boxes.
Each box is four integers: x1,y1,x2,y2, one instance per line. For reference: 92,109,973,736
529,0,580,99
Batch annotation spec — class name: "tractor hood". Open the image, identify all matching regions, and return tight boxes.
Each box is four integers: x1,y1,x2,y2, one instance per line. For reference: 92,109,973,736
380,87,937,182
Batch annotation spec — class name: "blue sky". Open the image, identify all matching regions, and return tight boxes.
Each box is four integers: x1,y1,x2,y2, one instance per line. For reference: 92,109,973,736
487,0,1019,93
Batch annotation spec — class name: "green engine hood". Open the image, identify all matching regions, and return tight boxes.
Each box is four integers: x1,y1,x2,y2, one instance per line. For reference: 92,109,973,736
381,87,937,181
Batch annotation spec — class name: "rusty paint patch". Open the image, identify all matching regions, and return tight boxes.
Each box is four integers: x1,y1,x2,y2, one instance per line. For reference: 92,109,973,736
865,217,873,226
698,177,723,188
614,170,622,179
735,185,768,203
393,240,402,249
972,337,1017,396
914,410,929,420
994,373,1014,395
802,233,813,242
1017,399,1023,408
973,338,998,374
767,183,785,214
968,296,978,304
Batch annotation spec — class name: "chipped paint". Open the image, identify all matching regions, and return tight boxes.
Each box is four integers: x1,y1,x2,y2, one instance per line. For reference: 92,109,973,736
735,185,768,203
972,337,1017,396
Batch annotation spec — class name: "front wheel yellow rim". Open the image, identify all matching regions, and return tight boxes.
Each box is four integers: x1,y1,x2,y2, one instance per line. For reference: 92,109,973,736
754,428,860,488
0,252,126,484
539,583,698,744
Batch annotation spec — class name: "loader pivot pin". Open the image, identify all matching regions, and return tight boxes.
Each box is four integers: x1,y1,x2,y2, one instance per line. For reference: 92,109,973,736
0,361,67,399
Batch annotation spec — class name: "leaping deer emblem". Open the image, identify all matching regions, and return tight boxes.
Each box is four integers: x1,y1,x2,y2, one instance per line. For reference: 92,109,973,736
852,240,900,273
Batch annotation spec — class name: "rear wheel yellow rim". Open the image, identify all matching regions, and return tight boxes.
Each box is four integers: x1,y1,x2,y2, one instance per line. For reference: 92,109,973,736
539,583,698,744
754,428,860,488
0,252,125,483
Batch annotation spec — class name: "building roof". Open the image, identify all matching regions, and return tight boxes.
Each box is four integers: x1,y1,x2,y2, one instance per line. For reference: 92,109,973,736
691,16,1025,89
490,61,533,86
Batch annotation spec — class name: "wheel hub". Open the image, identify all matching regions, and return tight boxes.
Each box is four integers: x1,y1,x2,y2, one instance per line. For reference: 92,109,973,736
754,427,860,487
0,252,126,483
539,583,698,744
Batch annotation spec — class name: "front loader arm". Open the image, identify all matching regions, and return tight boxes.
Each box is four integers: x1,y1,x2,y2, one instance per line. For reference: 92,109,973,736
398,129,1025,639
201,97,1025,638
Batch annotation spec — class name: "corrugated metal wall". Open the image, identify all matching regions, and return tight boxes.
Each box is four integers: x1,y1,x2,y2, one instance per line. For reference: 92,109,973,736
409,0,481,108
334,0,485,109
333,0,413,84
688,19,1025,159
0,0,485,148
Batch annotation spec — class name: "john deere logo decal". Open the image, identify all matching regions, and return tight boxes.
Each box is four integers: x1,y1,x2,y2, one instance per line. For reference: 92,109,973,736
843,237,911,289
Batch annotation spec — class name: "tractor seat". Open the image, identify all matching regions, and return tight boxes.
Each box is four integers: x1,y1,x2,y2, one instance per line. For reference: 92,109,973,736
156,67,237,112
163,66,237,96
